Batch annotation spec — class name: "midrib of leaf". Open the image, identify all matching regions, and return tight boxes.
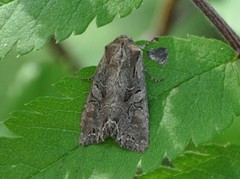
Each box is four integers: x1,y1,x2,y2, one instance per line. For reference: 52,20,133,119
31,146,79,177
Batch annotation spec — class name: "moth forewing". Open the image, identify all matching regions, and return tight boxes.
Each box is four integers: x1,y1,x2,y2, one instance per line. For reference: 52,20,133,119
80,35,149,152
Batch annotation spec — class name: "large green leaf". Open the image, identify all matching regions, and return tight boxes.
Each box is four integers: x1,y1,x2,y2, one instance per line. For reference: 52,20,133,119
0,0,13,5
0,36,239,178
140,144,240,178
0,0,143,58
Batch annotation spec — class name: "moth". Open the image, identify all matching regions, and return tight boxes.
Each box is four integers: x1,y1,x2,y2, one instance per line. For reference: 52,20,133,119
79,35,149,152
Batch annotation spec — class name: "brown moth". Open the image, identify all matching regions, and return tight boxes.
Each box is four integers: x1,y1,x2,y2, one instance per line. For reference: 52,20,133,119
79,35,149,152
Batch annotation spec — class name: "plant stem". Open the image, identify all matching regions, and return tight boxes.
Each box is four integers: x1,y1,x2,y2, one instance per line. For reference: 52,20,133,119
192,0,240,55
157,0,177,36
49,38,80,73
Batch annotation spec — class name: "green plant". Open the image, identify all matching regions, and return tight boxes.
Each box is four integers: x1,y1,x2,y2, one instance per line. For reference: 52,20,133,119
0,0,240,178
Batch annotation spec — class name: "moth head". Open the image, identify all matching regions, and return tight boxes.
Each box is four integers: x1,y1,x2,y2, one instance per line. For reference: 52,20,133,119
104,35,142,67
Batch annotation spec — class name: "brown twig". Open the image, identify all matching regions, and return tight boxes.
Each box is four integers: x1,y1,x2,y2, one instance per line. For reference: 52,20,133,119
192,0,240,55
49,38,80,73
157,0,177,36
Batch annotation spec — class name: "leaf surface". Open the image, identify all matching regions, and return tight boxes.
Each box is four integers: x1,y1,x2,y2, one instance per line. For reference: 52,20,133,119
0,0,143,58
140,145,240,179
0,36,239,178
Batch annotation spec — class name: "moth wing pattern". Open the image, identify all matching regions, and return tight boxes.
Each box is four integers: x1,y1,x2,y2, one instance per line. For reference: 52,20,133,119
80,35,149,152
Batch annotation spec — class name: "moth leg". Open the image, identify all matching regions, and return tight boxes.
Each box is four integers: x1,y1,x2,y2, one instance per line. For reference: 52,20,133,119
144,69,163,83
80,76,94,81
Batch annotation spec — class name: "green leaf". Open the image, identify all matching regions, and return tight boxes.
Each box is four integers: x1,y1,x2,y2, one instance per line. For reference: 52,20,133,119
0,0,143,59
0,0,12,5
0,36,239,178
140,144,240,178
